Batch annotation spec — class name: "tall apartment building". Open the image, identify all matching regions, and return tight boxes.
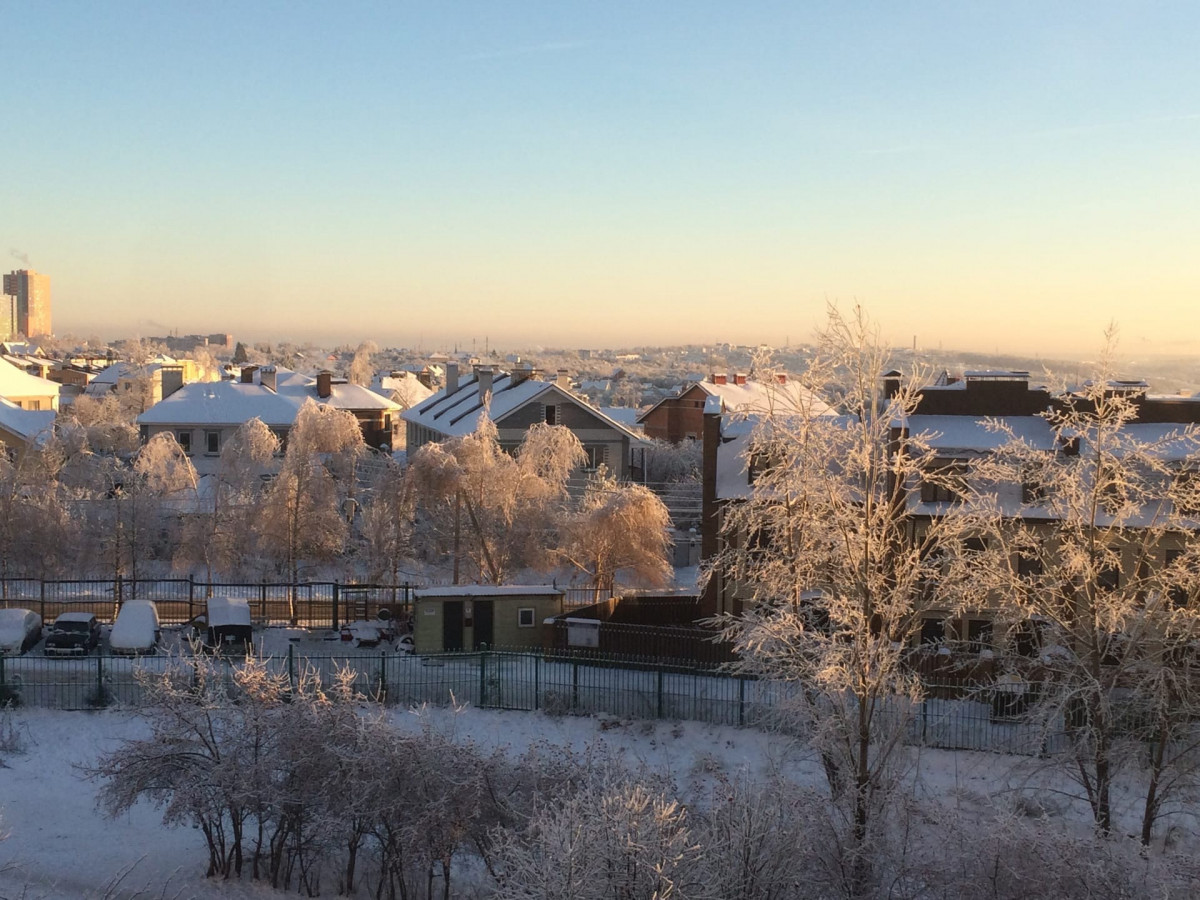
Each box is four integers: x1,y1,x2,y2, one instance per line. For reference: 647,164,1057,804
2,269,52,338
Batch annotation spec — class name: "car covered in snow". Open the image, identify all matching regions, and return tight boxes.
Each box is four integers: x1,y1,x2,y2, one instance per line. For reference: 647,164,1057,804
196,596,253,651
110,600,161,655
0,607,42,656
44,611,102,656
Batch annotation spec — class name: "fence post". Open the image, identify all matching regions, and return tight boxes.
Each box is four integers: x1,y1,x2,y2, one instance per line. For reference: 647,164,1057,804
95,654,105,708
288,643,296,692
479,649,487,708
571,659,579,711
260,581,267,623
738,676,745,727
534,654,540,711
40,579,46,623
0,651,6,699
188,575,195,622
332,582,340,632
657,667,664,719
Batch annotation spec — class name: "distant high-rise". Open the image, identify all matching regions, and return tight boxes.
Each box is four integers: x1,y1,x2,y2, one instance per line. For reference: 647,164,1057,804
2,269,52,338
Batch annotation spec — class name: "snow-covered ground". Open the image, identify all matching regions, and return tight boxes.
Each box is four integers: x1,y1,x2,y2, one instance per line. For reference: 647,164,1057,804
2,700,1195,899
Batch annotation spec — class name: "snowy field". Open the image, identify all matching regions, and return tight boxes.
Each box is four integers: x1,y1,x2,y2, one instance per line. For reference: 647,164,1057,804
2,701,1196,899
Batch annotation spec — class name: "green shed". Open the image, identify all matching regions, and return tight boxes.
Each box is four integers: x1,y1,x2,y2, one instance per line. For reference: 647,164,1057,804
412,585,564,653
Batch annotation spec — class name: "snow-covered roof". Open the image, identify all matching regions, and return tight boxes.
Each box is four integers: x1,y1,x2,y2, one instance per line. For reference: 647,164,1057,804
403,371,645,442
87,357,180,388
137,366,399,427
370,372,434,409
0,397,55,444
415,584,564,598
0,358,60,399
599,407,643,430
206,596,252,626
638,377,833,424
903,416,1057,453
1086,423,1200,462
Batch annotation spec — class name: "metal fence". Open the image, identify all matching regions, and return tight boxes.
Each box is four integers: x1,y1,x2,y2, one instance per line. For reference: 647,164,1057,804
0,647,1068,756
0,578,423,630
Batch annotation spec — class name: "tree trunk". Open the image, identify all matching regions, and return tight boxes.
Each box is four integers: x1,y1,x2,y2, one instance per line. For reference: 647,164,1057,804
1142,713,1170,845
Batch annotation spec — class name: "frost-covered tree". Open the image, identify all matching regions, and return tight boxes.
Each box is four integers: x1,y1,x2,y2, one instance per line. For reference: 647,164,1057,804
0,446,68,585
357,459,414,588
703,305,985,872
490,777,701,900
180,418,280,584
963,332,1200,840
348,340,378,386
257,401,365,607
557,467,673,600
408,419,584,584
57,392,139,455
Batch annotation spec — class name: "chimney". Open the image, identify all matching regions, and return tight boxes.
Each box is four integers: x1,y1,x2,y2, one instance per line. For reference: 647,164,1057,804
445,362,459,395
710,373,727,386
734,373,747,386
699,395,724,617
317,370,332,399
240,365,258,384
476,365,493,401
260,365,277,393
160,365,184,399
775,373,788,385
512,362,534,386
556,368,571,389
416,368,432,389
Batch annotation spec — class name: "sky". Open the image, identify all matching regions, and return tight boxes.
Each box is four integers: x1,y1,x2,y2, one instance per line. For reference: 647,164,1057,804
2,2,1198,356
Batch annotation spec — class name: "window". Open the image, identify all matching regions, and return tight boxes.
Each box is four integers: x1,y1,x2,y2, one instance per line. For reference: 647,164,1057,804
1165,548,1189,608
205,430,220,455
176,430,192,454
966,618,993,653
26,400,41,411
920,617,946,645
963,537,987,554
1017,552,1044,580
517,607,536,628
1021,473,1046,504
920,460,966,504
1096,563,1120,594
582,445,607,471
543,404,557,425
272,429,288,455
1173,468,1200,517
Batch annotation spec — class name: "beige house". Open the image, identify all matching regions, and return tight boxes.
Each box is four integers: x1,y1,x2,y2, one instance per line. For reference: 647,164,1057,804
0,357,60,412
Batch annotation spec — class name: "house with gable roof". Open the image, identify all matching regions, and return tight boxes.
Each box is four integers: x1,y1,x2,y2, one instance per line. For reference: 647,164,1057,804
638,371,831,443
0,356,60,412
137,365,401,474
403,362,648,480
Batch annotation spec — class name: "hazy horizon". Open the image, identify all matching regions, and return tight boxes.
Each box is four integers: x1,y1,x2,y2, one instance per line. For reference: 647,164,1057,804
3,3,1198,358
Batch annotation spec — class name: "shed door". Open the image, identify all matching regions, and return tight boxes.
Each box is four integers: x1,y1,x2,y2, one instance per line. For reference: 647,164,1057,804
474,600,494,650
443,601,464,652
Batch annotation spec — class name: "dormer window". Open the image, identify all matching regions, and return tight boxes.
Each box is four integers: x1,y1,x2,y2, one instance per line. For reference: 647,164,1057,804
920,460,966,504
544,404,557,425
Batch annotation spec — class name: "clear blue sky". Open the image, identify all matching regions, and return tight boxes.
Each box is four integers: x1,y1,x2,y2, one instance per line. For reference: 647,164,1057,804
3,2,1198,355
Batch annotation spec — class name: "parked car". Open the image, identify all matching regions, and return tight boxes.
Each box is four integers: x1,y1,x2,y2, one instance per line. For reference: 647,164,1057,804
44,611,102,656
0,608,42,656
196,597,252,652
110,600,161,655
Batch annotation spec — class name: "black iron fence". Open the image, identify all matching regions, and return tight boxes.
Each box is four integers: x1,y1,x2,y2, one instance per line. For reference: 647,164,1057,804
0,578,423,630
0,646,1071,757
